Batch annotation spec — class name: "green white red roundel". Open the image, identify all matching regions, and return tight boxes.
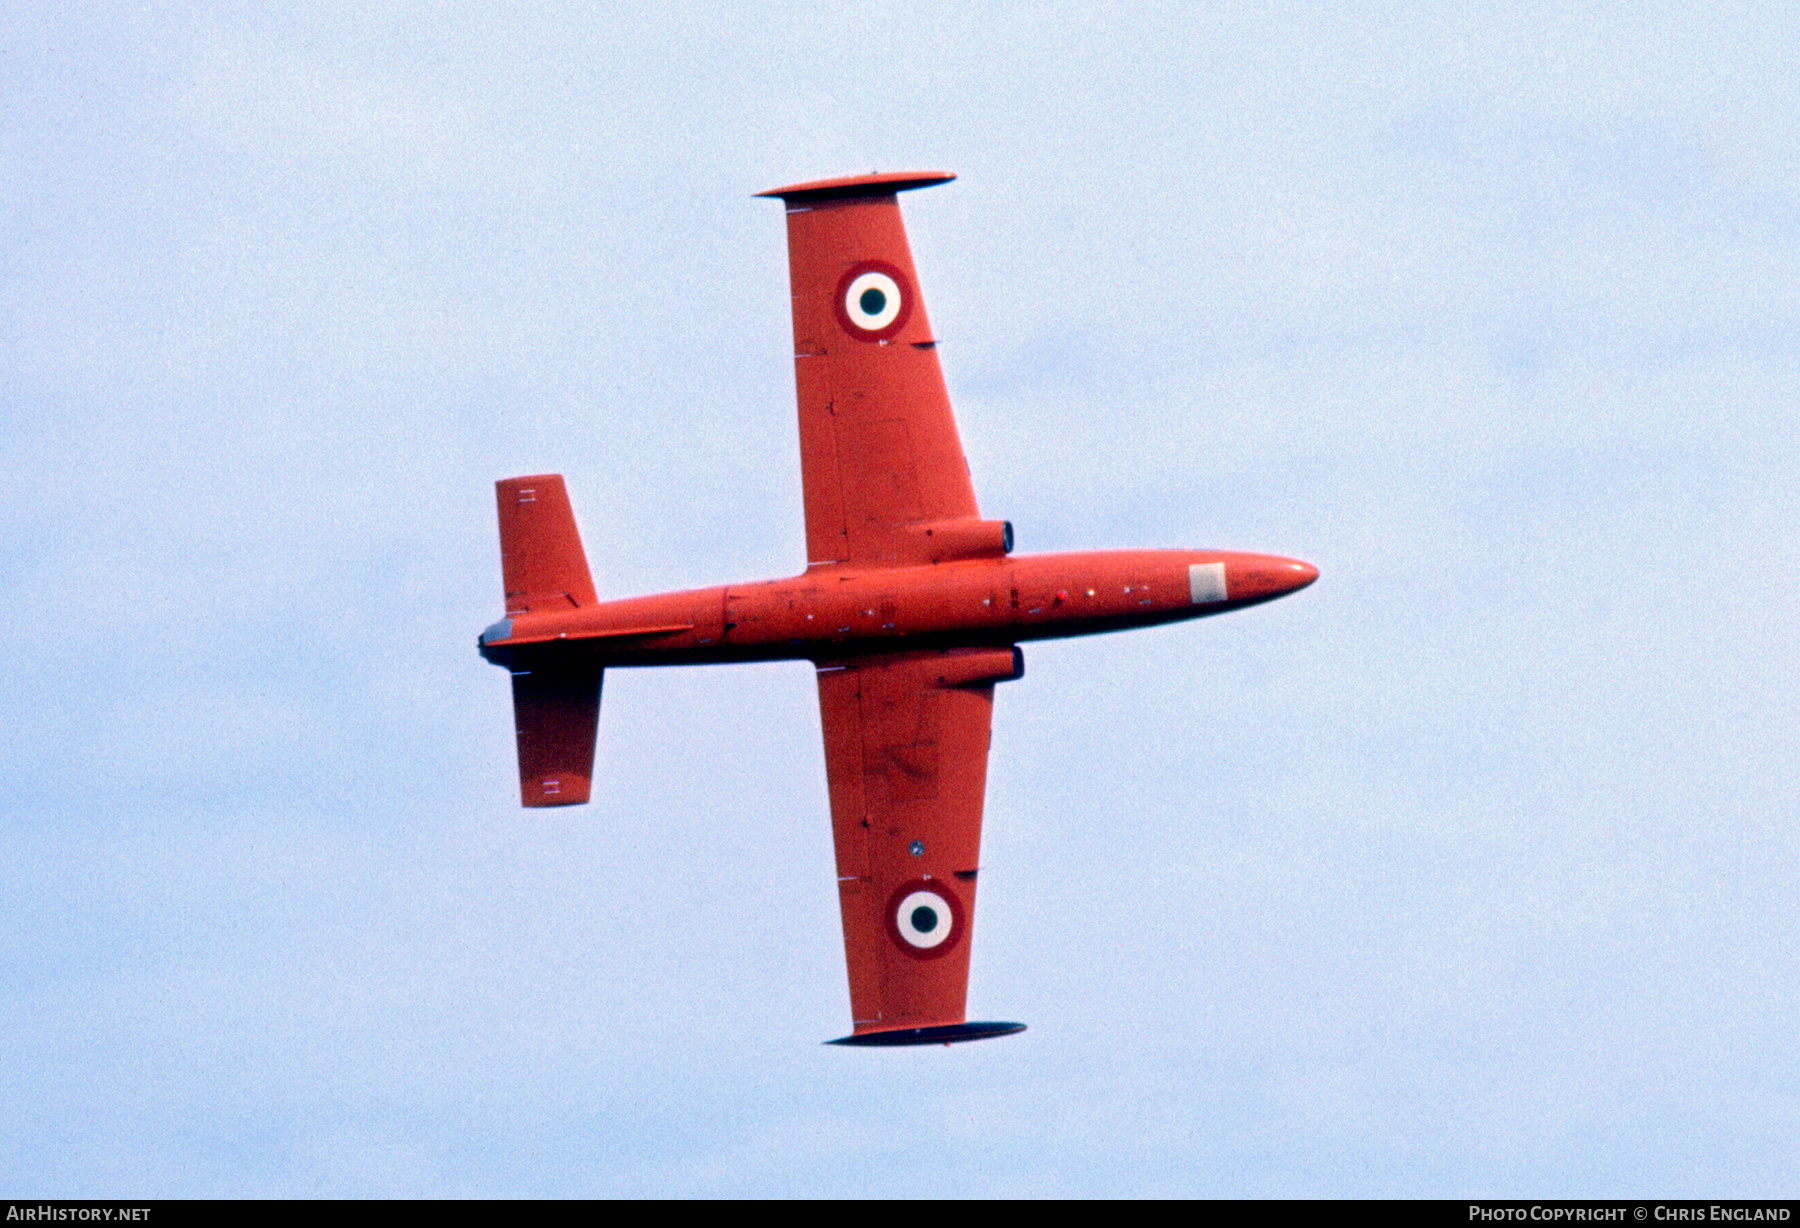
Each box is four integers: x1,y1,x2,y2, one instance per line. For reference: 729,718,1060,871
886,878,964,959
835,260,912,341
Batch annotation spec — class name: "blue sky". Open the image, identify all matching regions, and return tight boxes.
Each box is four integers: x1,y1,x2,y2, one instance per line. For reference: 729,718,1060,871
4,0,1797,1196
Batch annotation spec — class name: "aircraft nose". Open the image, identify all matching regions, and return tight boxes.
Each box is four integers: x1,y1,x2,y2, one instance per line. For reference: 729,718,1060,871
1224,555,1318,603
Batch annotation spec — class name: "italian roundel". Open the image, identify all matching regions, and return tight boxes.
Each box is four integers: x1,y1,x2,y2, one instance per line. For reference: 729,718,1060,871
885,878,965,960
835,260,913,341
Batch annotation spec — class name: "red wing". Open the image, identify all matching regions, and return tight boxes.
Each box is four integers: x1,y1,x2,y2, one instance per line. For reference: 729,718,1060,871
815,648,1018,1038
761,174,980,566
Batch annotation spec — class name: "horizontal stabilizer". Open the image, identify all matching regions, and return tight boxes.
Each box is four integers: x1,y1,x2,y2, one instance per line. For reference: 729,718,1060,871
497,475,597,614
827,1021,1026,1047
511,665,602,807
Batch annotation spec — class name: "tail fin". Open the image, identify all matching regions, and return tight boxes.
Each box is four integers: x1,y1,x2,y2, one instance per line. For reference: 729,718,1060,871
493,474,601,808
496,475,598,614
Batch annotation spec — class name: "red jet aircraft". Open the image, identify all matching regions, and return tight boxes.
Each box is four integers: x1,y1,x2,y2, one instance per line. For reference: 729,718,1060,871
478,171,1317,1046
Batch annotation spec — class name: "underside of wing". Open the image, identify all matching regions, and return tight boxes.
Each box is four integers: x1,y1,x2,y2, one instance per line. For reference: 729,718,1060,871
761,173,981,566
814,646,1025,1044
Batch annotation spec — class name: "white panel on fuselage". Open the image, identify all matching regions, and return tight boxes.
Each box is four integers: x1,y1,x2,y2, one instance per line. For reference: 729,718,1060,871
1188,563,1227,604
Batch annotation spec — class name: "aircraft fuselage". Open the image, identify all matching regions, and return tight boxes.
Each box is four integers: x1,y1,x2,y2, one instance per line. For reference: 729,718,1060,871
478,548,1316,670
